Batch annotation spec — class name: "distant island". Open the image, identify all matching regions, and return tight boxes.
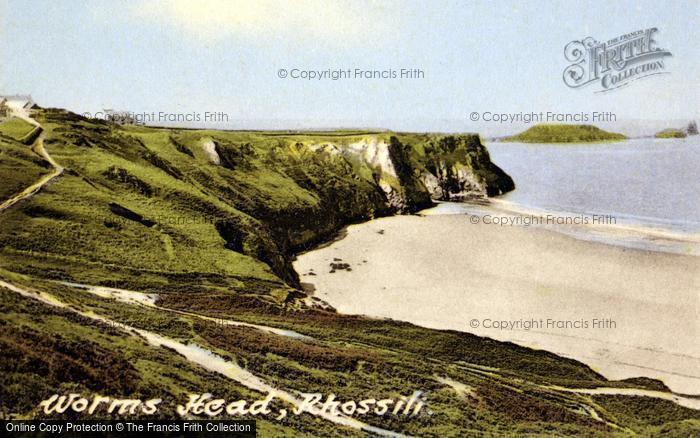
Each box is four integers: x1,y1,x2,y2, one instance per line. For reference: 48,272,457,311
503,124,627,143
655,121,697,139
655,128,687,139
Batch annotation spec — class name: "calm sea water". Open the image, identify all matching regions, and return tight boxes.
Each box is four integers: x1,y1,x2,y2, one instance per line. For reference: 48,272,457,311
485,137,700,233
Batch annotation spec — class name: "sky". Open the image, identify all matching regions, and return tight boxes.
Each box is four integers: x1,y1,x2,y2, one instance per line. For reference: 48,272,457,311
1,0,698,135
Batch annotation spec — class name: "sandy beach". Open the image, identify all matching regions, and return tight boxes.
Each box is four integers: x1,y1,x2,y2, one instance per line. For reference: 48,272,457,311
294,205,700,394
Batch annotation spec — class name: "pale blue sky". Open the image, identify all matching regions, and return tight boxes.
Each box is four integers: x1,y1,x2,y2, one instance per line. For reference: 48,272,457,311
1,0,698,133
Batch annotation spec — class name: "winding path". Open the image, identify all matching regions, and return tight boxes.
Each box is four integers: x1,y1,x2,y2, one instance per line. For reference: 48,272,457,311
0,111,64,212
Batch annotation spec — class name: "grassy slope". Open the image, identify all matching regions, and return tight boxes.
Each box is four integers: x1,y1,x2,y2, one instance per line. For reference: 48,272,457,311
504,124,627,143
0,109,697,436
0,117,36,142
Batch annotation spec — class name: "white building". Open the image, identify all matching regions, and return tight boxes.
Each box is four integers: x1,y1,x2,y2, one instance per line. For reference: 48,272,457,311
0,94,37,112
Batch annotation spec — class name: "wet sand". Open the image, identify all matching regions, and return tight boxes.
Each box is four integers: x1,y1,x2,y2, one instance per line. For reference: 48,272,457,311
294,207,700,394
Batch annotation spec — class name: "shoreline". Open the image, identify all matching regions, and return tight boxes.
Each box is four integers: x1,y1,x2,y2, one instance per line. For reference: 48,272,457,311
486,198,700,241
425,199,700,256
294,202,700,395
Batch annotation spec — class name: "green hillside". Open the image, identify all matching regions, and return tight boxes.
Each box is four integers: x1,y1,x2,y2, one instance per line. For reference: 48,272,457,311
504,124,627,143
0,109,697,436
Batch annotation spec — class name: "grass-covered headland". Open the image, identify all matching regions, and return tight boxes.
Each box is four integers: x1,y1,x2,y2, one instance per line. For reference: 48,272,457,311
0,109,697,436
504,124,627,143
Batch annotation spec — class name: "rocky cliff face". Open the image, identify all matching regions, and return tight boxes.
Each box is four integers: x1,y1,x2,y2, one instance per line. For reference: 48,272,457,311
336,134,514,211
416,134,515,198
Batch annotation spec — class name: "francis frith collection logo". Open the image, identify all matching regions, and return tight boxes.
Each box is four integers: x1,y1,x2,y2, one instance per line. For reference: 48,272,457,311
563,28,672,92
